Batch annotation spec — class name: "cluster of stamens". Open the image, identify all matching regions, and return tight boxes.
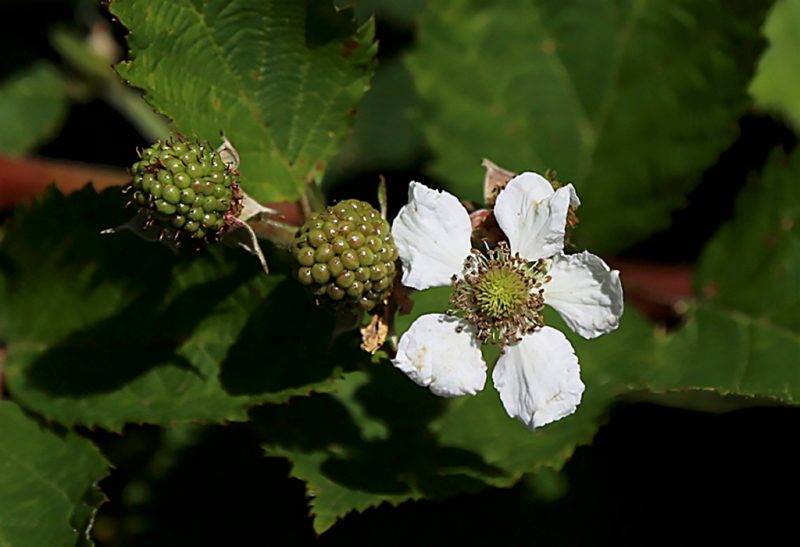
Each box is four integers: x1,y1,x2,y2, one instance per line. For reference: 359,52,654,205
448,242,550,348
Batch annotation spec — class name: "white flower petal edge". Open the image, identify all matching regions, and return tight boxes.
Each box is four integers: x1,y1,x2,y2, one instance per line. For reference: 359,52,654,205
564,183,581,209
393,313,487,397
492,326,584,429
494,173,574,261
544,252,623,339
392,182,473,290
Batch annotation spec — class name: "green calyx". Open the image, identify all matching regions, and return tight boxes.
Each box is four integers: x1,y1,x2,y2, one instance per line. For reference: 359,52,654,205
292,199,398,312
125,135,243,243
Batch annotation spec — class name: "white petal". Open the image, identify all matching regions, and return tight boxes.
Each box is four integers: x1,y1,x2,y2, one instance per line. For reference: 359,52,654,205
393,314,487,397
563,183,581,209
392,182,472,290
492,327,584,429
544,252,623,339
494,173,571,261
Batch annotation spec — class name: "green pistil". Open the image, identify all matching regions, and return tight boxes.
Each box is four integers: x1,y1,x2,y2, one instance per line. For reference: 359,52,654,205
475,267,528,318
448,242,549,348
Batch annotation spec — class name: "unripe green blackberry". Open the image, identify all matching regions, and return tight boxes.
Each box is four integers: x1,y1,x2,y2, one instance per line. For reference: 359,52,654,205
293,199,399,311
124,135,243,242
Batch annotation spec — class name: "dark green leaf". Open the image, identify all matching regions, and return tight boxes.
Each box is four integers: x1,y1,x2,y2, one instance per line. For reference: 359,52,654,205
0,401,108,547
0,63,69,155
653,148,800,398
264,146,800,530
323,60,425,185
0,186,364,429
406,0,770,252
261,279,657,532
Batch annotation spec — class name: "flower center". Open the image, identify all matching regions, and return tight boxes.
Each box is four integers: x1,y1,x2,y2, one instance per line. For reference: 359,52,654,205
448,242,549,348
474,267,527,318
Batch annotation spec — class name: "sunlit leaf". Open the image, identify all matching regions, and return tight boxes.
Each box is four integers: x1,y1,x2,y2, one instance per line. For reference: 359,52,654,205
750,0,800,129
110,0,377,202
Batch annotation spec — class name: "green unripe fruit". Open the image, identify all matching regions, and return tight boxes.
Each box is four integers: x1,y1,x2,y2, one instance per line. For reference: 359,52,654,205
162,185,181,204
354,267,370,282
357,247,375,267
173,172,191,188
188,207,204,222
347,281,364,298
328,257,344,277
291,199,398,312
297,247,315,267
370,263,386,281
314,244,334,263
347,231,365,248
157,169,173,185
156,200,176,215
180,188,196,204
341,249,359,270
142,173,156,192
164,158,183,173
331,236,348,253
311,263,330,284
125,135,243,243
327,284,345,301
335,271,355,288
298,267,313,285
201,213,217,229
307,229,326,248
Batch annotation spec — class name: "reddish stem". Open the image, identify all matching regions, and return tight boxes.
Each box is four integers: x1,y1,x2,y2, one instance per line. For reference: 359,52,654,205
608,259,694,321
0,155,130,209
0,155,694,321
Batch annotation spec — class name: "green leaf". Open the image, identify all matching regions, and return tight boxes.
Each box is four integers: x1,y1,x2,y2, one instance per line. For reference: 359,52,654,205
260,282,658,533
0,186,364,430
323,60,425,185
652,147,800,398
0,401,108,547
406,0,770,252
750,0,800,129
262,146,800,530
354,0,425,25
0,62,69,155
109,0,377,203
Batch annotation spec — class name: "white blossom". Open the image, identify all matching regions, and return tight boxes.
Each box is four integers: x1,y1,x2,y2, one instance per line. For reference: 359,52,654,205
391,173,623,429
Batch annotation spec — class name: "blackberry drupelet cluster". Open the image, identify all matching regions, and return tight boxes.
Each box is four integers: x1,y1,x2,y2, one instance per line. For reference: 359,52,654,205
292,199,398,311
125,135,243,243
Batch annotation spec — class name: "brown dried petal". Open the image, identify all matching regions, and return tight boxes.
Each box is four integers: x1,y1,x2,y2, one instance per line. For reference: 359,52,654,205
482,158,517,207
